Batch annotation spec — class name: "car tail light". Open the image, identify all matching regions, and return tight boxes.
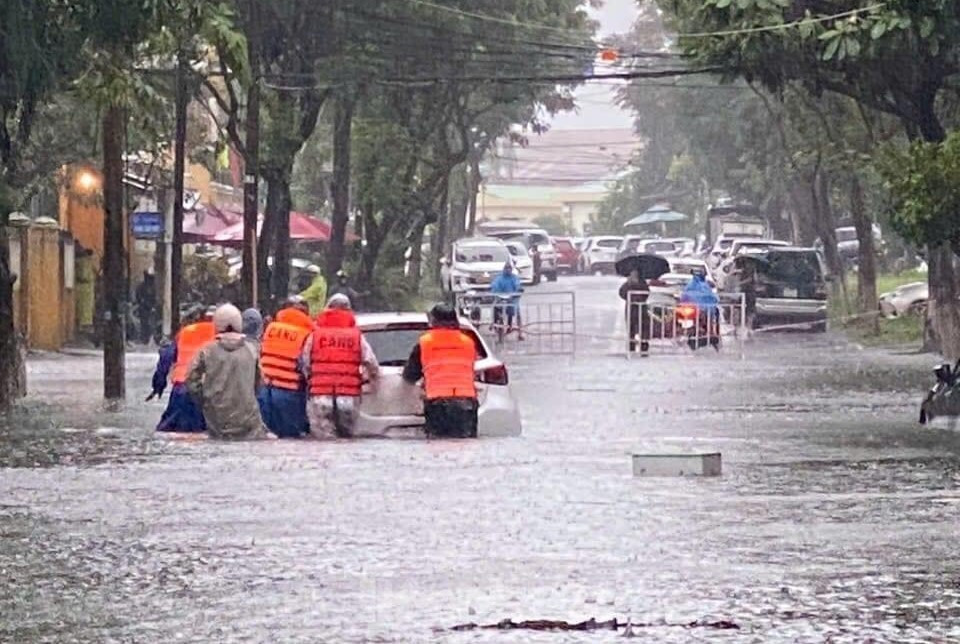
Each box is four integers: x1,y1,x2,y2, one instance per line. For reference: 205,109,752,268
676,304,697,319
477,363,509,385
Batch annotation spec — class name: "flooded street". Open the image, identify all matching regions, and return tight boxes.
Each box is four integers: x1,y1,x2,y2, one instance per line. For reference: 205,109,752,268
4,276,960,642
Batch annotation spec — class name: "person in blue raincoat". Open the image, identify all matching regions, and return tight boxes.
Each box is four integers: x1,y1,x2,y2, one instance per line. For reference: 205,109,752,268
678,270,719,322
490,262,524,339
148,305,213,432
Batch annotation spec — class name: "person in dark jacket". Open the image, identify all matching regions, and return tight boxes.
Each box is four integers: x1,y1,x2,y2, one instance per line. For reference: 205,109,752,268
135,271,157,345
403,303,478,438
618,269,650,354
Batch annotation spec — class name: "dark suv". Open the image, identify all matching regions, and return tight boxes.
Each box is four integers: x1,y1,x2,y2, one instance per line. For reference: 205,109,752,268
735,247,829,332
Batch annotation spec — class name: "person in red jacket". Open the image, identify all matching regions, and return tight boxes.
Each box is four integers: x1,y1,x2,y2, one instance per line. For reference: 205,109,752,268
300,294,379,439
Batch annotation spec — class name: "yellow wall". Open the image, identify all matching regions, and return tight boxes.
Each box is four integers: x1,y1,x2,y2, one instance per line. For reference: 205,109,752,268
25,226,63,350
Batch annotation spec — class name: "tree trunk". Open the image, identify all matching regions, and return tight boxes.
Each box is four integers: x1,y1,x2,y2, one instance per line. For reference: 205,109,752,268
408,219,425,293
849,176,878,318
432,176,450,285
466,157,481,235
812,171,847,307
928,244,960,359
171,54,188,332
326,94,353,279
264,169,293,310
0,222,17,409
102,104,126,401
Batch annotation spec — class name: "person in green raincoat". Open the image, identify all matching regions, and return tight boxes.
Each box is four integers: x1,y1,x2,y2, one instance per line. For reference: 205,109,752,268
299,265,327,317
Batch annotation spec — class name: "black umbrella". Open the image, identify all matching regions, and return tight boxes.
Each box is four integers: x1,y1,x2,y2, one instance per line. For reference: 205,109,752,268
615,253,670,279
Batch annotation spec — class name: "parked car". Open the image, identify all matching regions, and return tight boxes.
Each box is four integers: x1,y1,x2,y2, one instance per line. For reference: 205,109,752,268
355,313,522,438
487,228,558,282
552,236,580,274
827,225,884,267
503,240,535,285
716,240,790,290
580,236,623,274
669,257,713,281
879,281,927,318
735,247,829,332
447,238,512,293
663,237,697,257
706,233,766,270
619,236,680,259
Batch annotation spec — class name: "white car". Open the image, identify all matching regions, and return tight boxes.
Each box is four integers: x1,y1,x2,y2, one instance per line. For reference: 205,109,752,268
448,238,512,293
580,236,623,273
503,240,535,284
489,228,558,282
729,238,790,257
669,257,712,281
879,281,928,317
354,313,523,438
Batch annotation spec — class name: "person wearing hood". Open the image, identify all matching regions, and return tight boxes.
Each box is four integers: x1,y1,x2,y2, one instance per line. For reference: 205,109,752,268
300,294,380,439
258,296,313,438
242,308,264,352
298,265,328,317
149,304,213,432
185,304,272,440
329,270,361,310
490,261,524,340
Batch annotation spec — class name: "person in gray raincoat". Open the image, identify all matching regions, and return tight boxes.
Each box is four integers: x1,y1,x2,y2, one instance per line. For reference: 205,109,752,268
186,304,273,440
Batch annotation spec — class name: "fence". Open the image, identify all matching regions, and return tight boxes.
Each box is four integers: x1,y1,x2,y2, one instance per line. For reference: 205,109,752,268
624,290,748,357
455,290,576,356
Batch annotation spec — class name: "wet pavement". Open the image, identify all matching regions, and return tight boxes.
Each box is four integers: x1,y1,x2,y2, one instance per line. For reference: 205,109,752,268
3,275,960,642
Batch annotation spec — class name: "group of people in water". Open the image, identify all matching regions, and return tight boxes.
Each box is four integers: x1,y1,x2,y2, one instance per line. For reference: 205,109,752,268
149,294,481,440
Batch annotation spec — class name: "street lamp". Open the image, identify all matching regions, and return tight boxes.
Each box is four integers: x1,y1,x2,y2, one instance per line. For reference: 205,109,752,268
76,170,100,193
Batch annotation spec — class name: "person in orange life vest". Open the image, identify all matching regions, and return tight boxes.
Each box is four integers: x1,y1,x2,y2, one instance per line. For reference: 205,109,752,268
402,303,479,438
300,294,380,439
257,296,313,438
149,304,215,432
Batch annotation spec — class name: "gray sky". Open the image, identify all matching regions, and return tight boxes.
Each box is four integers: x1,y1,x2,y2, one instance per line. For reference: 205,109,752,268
548,0,639,130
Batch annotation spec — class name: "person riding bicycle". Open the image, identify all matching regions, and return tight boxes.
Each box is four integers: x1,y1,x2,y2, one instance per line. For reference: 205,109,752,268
490,262,524,340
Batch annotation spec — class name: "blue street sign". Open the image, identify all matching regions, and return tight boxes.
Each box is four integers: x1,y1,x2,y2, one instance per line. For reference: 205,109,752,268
132,212,163,239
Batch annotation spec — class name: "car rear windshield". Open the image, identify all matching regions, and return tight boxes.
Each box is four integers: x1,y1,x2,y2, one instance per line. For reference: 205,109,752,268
596,238,621,248
760,251,824,284
644,241,677,253
362,325,488,366
456,245,508,263
554,240,573,251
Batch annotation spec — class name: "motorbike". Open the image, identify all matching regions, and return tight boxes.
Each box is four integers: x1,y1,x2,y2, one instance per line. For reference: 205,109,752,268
919,360,960,424
458,290,485,326
674,302,721,351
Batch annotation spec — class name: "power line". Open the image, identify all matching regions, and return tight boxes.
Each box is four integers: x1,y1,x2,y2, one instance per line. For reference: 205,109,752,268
402,0,594,38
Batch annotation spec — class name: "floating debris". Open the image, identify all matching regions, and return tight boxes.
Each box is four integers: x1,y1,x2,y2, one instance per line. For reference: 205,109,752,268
449,617,740,632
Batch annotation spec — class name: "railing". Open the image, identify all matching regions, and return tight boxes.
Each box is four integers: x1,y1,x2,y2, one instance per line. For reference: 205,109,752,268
624,291,747,357
456,291,576,356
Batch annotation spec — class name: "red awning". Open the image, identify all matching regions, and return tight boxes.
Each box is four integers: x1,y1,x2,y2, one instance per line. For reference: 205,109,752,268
181,205,241,242
207,210,356,245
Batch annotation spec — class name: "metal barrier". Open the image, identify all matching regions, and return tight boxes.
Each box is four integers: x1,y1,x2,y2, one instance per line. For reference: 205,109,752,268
624,291,747,357
456,291,576,355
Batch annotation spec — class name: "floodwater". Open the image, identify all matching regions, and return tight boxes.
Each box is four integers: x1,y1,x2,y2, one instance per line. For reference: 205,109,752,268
3,276,960,642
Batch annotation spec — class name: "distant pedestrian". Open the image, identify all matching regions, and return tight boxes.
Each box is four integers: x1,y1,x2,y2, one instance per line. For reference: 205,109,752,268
329,270,361,310
299,266,328,317
185,304,272,440
402,303,478,438
301,294,380,439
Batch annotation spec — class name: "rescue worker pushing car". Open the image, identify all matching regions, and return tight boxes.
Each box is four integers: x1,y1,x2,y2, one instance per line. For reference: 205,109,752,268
149,304,215,432
402,303,479,438
301,294,380,439
258,296,313,438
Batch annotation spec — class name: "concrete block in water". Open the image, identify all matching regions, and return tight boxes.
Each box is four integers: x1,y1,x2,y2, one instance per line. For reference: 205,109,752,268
632,452,722,477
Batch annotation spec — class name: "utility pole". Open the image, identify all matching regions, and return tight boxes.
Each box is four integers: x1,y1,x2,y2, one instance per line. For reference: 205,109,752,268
171,53,188,333
241,0,261,308
102,104,126,400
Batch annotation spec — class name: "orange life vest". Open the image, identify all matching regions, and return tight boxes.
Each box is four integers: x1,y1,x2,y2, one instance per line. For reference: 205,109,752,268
309,308,363,396
419,328,477,400
171,321,216,384
260,308,313,391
